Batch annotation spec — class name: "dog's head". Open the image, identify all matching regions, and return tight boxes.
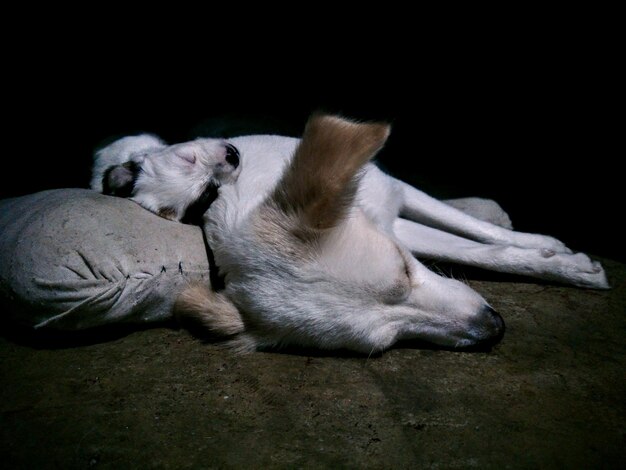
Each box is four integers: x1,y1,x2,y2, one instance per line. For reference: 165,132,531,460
204,114,504,353
99,138,242,224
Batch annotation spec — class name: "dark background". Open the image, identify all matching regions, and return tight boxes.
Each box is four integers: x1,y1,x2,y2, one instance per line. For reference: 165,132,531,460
3,33,621,262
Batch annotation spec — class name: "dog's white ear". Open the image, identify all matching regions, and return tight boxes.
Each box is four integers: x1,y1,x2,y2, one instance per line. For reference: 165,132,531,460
102,161,140,197
271,114,390,230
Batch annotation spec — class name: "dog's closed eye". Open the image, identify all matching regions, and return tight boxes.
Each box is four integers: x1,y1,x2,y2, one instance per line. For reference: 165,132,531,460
380,276,411,304
378,249,414,304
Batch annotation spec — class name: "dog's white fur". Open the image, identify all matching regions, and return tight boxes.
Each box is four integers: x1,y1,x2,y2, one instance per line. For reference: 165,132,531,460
93,136,241,221
93,115,608,353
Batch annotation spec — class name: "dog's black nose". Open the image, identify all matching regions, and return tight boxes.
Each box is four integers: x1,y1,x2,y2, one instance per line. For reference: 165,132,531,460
225,144,240,168
487,306,505,340
472,306,505,350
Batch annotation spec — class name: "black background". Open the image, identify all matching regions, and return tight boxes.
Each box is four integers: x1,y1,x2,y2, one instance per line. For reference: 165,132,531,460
3,30,621,262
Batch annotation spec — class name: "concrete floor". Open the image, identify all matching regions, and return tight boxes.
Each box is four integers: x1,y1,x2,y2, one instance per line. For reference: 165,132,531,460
1,260,624,469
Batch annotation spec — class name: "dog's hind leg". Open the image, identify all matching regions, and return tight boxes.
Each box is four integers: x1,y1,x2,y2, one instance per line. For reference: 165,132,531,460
443,197,513,229
393,218,609,289
396,179,571,253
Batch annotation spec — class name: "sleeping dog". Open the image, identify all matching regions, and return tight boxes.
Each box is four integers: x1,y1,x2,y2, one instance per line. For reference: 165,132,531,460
93,114,608,353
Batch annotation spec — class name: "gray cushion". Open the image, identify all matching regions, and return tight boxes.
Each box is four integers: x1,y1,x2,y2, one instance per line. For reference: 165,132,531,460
0,189,210,330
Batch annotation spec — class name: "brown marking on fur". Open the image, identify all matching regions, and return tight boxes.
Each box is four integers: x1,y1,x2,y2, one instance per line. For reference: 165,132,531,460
253,206,319,259
270,114,390,232
157,207,178,221
175,283,244,337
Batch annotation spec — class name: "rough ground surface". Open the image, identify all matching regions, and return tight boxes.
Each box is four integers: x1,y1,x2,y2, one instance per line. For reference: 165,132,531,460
1,260,624,469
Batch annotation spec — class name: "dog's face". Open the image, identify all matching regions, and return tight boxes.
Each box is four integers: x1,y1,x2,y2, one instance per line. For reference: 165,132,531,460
102,139,242,223
204,115,504,353
211,204,503,352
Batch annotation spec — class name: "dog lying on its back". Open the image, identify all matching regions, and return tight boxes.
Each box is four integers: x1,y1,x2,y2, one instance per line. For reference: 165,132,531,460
92,134,242,224
93,114,608,353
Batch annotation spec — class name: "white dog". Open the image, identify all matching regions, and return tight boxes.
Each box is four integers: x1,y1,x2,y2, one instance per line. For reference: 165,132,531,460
92,114,608,353
92,134,242,223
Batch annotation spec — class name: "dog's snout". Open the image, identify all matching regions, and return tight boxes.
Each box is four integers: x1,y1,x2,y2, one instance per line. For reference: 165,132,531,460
225,144,240,168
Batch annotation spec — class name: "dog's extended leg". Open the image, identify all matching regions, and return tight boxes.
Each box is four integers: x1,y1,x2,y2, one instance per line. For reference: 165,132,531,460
393,219,609,289
397,179,571,253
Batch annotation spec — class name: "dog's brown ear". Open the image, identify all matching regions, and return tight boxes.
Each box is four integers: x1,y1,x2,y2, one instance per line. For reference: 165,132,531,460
102,161,140,197
270,114,390,230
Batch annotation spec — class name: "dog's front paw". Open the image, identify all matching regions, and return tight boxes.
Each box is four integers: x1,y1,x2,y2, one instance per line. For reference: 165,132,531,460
544,252,609,289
